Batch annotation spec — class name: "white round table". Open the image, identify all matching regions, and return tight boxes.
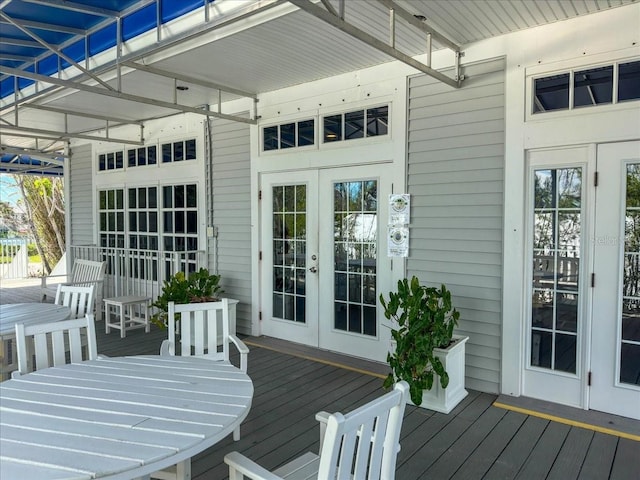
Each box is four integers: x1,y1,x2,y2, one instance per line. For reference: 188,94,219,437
0,303,71,335
0,355,254,479
0,303,71,380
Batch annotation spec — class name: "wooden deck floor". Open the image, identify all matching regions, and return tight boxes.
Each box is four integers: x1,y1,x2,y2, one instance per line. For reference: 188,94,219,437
2,279,639,479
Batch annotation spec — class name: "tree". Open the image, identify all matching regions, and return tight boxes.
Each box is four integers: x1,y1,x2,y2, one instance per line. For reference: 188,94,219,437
15,175,65,274
0,200,20,237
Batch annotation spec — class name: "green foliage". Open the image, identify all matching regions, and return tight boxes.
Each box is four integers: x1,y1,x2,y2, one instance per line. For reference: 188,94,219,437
380,276,460,406
27,243,38,257
150,268,223,327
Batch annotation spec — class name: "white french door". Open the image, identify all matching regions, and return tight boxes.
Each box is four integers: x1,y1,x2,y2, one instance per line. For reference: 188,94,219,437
261,171,319,347
260,165,393,362
525,142,640,419
590,141,640,419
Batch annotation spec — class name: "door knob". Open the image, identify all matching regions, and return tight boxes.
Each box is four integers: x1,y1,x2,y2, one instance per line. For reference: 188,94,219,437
309,266,318,273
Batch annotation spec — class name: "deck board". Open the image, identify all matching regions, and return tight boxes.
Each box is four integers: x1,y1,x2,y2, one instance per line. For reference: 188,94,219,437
1,279,639,479
579,433,619,479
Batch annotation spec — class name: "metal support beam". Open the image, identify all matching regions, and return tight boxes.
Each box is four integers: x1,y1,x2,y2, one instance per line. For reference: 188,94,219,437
0,124,144,145
1,146,67,162
0,11,116,91
1,66,257,124
121,61,257,99
21,0,119,18
0,131,68,143
375,0,460,52
288,0,461,88
0,17,85,35
22,103,144,125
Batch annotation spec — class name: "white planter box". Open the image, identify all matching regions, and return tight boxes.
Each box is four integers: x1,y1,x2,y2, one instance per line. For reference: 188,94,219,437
413,334,469,414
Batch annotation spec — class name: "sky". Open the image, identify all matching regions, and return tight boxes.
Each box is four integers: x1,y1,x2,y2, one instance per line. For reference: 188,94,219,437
0,174,20,206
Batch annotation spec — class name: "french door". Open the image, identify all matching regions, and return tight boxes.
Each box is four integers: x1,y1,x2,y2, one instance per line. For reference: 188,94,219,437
590,141,640,419
260,165,393,362
525,142,640,419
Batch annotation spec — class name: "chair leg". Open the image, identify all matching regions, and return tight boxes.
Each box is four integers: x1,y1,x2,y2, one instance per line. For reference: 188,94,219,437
176,460,191,480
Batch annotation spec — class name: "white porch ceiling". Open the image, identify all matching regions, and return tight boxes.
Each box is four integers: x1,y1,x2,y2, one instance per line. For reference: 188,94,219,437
0,0,636,171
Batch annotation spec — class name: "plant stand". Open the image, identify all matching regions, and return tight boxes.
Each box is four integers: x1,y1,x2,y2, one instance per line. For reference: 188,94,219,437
414,335,468,414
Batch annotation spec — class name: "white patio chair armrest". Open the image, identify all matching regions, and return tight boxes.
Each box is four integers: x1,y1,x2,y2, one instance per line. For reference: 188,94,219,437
41,273,67,287
62,279,104,288
160,339,174,356
315,411,330,447
229,334,249,372
224,452,284,480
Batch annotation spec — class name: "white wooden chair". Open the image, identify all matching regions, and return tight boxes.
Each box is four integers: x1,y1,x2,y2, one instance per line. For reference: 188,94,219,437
41,259,106,320
154,299,250,480
54,284,95,319
224,381,409,480
13,314,98,377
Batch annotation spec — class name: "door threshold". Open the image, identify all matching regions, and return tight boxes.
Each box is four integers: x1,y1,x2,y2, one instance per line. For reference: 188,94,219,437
494,394,640,440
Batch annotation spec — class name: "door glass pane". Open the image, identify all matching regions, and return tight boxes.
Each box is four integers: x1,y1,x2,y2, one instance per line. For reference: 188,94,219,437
622,164,640,385
531,168,581,374
272,184,306,323
333,180,377,337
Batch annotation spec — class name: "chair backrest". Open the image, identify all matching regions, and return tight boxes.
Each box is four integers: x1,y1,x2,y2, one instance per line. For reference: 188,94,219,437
167,299,230,361
70,259,106,284
318,381,409,480
55,284,95,319
14,314,98,374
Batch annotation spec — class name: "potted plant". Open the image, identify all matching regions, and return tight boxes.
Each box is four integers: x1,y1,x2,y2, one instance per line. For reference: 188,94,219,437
380,275,468,413
151,268,223,328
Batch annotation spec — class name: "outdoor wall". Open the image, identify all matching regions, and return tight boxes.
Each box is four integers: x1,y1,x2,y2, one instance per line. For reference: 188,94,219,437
407,58,506,394
209,116,253,335
68,143,94,247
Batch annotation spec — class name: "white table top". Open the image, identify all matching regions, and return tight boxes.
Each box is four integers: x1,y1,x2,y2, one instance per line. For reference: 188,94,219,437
0,303,71,337
0,355,254,479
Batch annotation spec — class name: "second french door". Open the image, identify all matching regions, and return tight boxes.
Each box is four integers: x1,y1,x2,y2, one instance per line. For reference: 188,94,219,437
260,165,393,362
525,142,640,419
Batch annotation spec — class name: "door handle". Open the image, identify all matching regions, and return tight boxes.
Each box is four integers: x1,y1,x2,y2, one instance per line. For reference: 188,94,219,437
309,266,318,273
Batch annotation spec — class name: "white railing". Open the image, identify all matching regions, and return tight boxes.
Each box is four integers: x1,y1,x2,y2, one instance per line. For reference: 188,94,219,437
0,238,29,279
69,245,206,301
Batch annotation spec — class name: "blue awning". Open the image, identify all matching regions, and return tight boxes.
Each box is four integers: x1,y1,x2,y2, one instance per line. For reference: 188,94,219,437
0,153,63,176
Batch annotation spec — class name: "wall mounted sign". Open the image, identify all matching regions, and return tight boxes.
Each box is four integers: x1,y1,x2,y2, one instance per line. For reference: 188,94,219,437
388,194,410,257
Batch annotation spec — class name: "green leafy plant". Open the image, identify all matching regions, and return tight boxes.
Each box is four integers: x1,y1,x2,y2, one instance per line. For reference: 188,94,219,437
380,276,460,405
151,268,223,328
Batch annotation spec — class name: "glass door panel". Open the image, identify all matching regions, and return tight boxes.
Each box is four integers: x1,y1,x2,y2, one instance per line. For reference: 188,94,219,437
333,180,378,337
531,168,582,374
621,164,640,386
272,184,307,323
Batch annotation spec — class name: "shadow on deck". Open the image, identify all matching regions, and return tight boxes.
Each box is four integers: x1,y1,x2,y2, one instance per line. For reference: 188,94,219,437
1,278,639,479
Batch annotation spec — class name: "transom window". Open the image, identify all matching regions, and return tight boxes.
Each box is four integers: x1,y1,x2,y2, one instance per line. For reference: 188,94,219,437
98,150,124,171
532,59,640,114
263,119,315,151
127,145,157,167
161,139,196,163
323,106,388,143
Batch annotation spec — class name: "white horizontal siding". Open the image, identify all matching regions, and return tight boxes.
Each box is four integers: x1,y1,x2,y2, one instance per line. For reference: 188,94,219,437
69,144,94,247
209,117,252,335
407,58,505,394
